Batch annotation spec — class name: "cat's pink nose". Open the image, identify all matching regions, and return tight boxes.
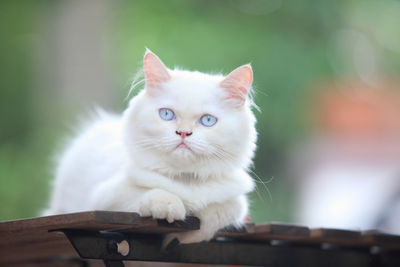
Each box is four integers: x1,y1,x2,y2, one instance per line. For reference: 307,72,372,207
175,130,192,139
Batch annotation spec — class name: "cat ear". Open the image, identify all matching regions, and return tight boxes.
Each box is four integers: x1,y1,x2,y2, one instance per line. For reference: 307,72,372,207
143,49,171,91
220,64,253,107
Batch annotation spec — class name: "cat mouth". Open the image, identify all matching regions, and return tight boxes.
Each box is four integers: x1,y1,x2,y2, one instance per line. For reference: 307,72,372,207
176,142,192,151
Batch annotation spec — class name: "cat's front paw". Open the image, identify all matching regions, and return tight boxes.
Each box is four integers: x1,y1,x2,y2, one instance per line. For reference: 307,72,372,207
163,229,215,248
138,189,186,223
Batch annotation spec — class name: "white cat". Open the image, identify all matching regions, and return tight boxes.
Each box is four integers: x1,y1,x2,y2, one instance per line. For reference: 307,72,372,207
45,49,257,244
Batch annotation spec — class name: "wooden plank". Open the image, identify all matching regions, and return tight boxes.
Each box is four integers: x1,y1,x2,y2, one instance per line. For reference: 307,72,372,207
217,222,256,237
0,211,199,254
0,231,65,248
219,223,400,250
311,228,361,239
2,212,400,266
0,211,200,265
0,211,199,234
310,228,362,246
362,230,400,250
218,222,310,242
254,223,310,236
0,240,76,265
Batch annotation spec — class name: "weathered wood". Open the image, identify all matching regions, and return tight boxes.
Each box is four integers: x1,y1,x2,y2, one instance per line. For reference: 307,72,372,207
311,228,361,239
218,222,310,241
0,211,200,265
362,230,400,250
1,211,400,266
309,228,362,246
218,224,400,250
0,211,199,235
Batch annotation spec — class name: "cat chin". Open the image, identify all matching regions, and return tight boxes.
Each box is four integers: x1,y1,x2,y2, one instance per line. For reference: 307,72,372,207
127,147,234,180
171,145,196,157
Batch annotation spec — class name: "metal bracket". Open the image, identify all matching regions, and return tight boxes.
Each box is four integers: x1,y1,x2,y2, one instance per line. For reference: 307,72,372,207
59,229,388,267
62,230,132,267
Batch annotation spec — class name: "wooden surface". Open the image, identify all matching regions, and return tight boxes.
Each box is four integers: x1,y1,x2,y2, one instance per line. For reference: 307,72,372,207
0,211,199,266
1,212,400,266
218,222,400,249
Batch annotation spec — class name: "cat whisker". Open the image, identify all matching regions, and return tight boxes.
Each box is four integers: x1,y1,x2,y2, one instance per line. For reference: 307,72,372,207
132,139,167,153
212,145,237,162
248,169,273,202
125,77,146,101
213,144,272,202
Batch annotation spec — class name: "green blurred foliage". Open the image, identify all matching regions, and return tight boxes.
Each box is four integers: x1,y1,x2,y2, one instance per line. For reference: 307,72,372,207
1,0,399,222
0,1,37,145
0,1,54,220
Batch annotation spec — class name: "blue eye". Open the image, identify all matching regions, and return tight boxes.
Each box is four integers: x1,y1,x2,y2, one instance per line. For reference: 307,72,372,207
200,114,217,127
159,108,175,121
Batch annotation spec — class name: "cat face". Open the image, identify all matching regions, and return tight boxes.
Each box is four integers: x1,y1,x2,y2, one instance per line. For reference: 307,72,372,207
123,50,257,175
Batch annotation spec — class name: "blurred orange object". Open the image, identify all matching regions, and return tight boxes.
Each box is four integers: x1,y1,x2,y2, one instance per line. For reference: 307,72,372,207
314,81,400,138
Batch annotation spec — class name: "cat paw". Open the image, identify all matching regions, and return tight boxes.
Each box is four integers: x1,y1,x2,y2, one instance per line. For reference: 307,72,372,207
138,189,186,223
163,230,215,248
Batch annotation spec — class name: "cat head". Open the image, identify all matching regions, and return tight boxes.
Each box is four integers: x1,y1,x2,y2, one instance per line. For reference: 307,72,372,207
123,50,257,178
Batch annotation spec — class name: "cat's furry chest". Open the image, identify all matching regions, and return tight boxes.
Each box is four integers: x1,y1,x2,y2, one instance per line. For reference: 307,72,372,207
171,172,203,183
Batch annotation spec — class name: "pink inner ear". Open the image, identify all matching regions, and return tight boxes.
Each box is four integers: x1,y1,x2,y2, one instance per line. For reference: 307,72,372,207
144,50,171,88
220,64,253,102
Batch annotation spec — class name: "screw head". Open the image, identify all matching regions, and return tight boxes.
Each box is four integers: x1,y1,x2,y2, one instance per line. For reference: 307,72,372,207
107,239,130,256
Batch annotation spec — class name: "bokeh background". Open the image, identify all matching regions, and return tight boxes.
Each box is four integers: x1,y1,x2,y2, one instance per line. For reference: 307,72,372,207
1,0,400,233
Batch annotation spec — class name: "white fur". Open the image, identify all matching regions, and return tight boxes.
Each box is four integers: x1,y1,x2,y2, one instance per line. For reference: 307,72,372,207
45,54,257,244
